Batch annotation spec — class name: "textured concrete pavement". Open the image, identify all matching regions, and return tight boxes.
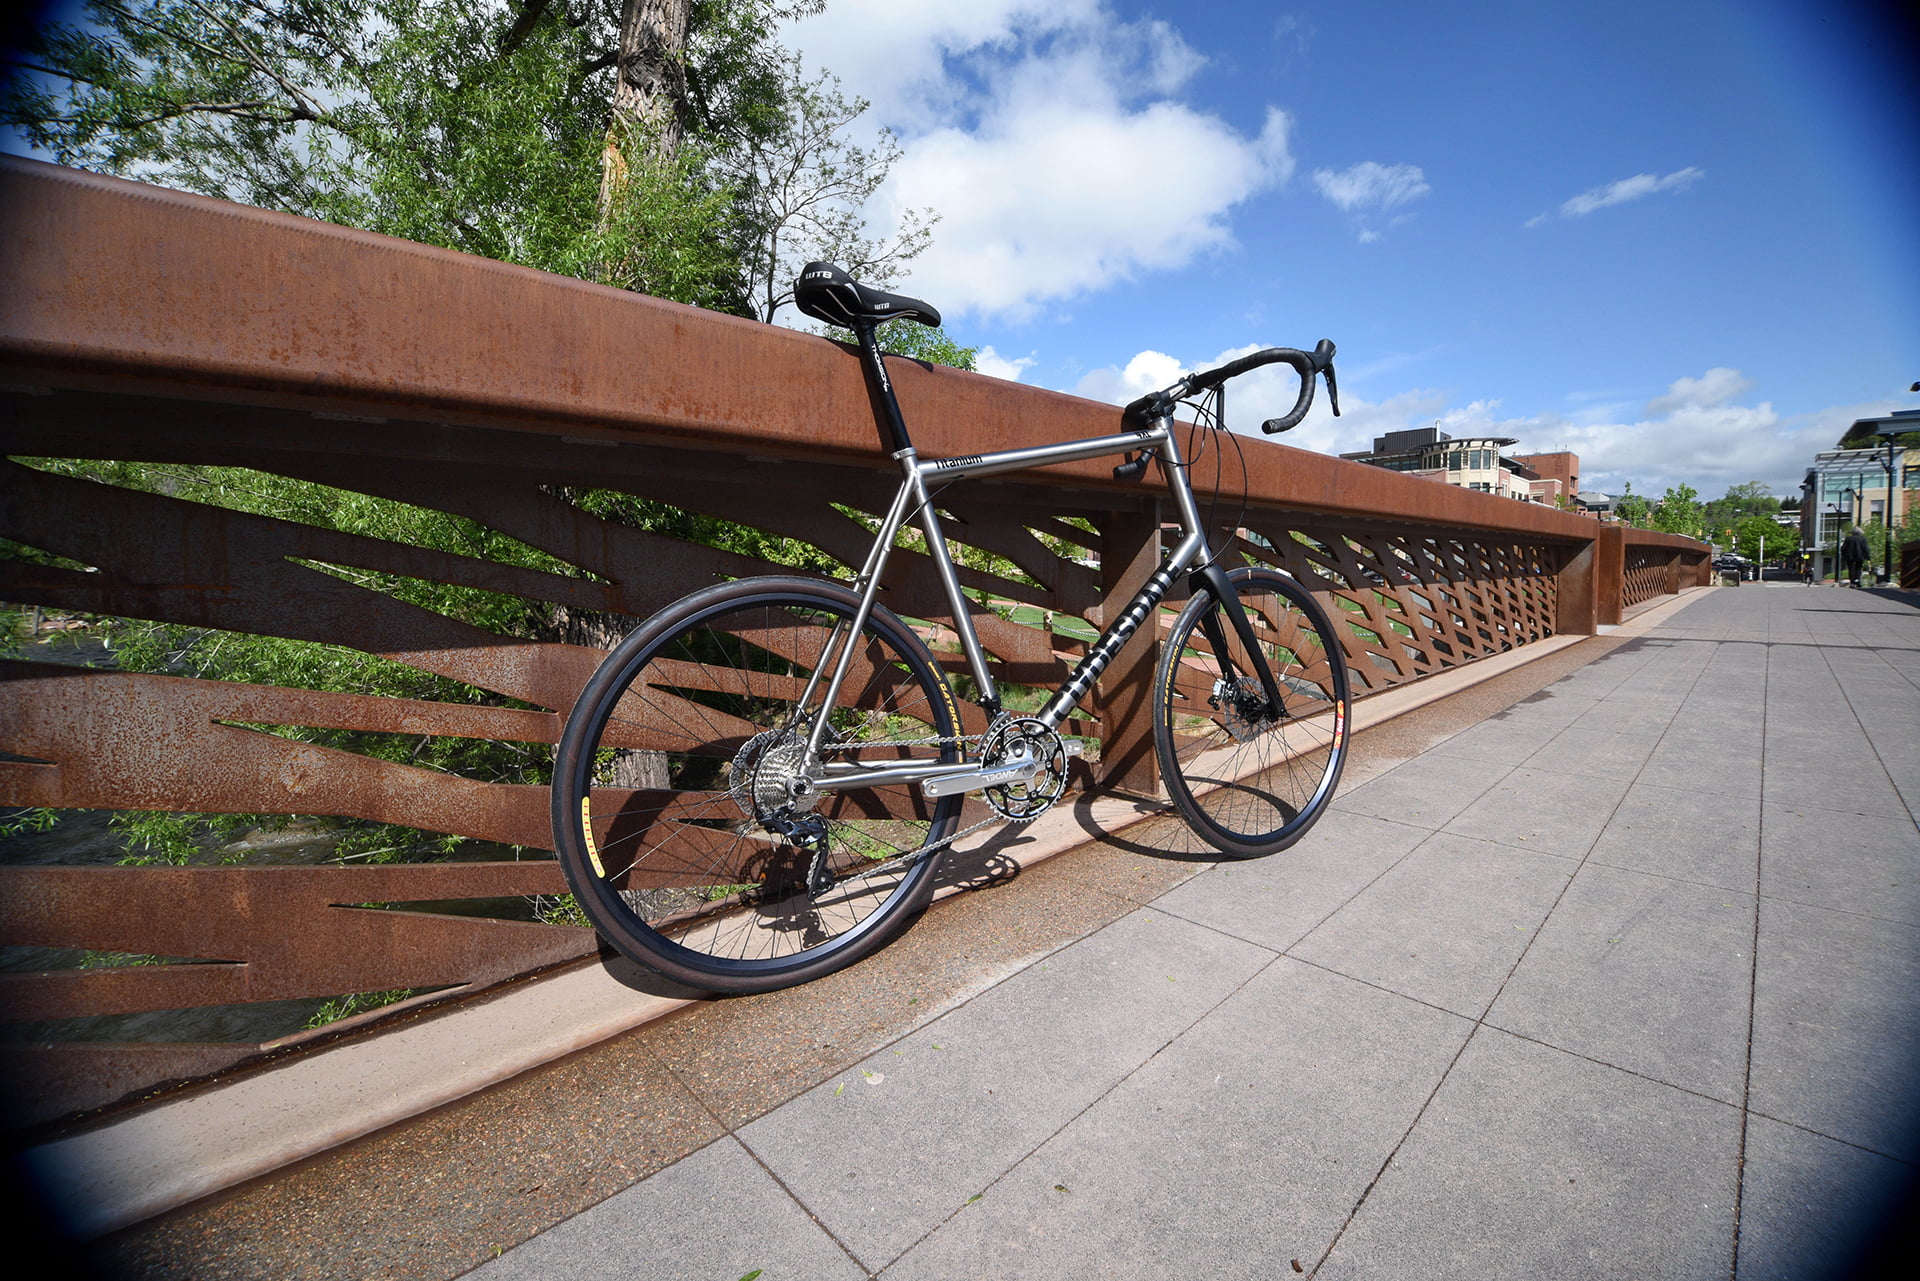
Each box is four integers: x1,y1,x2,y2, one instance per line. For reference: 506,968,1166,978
452,583,1917,1280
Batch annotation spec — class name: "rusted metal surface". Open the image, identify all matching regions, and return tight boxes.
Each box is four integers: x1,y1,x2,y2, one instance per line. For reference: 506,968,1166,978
0,155,1708,1124
0,864,580,1019
1,154,1611,539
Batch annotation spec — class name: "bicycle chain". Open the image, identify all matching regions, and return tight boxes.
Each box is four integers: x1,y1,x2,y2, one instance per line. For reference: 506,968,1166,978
812,715,1049,891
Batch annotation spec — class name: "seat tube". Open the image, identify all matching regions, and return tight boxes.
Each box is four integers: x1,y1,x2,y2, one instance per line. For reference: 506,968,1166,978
911,466,1000,711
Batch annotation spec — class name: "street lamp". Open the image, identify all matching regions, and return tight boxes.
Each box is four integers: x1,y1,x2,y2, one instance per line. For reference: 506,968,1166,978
1825,502,1841,582
1870,423,1908,585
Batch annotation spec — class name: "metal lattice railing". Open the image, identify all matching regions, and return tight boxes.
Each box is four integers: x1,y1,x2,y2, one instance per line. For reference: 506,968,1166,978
0,156,1707,1125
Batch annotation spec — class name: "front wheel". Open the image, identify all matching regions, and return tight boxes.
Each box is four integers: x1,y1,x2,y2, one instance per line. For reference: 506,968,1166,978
1154,567,1350,857
551,577,964,993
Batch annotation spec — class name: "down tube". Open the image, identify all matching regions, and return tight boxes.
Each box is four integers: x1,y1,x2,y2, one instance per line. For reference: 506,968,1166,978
1034,533,1199,730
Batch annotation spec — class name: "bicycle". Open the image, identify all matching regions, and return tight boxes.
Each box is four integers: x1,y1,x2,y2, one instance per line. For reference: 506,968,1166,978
551,262,1351,993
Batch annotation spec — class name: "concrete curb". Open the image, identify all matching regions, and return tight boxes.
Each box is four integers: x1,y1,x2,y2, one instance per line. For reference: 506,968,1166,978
25,588,1710,1238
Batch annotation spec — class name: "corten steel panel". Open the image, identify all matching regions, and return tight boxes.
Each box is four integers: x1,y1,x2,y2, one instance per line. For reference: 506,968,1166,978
1089,504,1164,795
1596,524,1626,625
2,155,1607,541
1555,540,1598,636
0,156,1703,1124
0,864,583,1020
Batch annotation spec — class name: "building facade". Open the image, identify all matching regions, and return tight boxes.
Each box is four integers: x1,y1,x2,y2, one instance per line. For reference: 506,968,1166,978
1341,428,1575,505
1511,451,1579,498
1799,409,1920,579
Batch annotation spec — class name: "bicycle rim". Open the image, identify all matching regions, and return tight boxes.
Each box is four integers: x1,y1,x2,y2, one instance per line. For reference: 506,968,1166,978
1155,568,1350,857
553,579,962,992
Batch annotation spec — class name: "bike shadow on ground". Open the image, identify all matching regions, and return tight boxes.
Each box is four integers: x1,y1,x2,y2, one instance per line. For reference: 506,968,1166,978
934,788,1224,882
592,789,1219,1001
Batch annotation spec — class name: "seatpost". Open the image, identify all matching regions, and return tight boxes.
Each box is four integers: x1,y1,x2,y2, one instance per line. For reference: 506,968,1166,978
853,321,914,454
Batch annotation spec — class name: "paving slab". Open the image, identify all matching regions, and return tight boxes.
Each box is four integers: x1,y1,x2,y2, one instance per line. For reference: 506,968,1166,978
464,1137,865,1281
1762,736,1912,820
733,908,1273,1265
1289,831,1574,1018
1487,862,1756,1103
1441,764,1632,860
1426,687,1600,766
1734,1114,1919,1281
1749,896,1920,1160
1149,807,1431,954
1314,1030,1741,1281
1327,751,1513,830
1585,781,1760,894
883,959,1471,1281
1758,802,1920,924
1518,721,1667,783
1637,717,1764,795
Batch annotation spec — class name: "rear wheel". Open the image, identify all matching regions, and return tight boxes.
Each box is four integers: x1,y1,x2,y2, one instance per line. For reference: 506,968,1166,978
1153,568,1350,857
551,577,963,993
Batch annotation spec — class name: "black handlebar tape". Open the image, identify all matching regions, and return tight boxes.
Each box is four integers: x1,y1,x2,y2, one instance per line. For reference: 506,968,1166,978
1114,449,1154,480
1187,347,1309,392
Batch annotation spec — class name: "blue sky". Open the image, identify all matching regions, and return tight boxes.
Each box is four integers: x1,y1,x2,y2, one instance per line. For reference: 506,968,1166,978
782,0,1919,500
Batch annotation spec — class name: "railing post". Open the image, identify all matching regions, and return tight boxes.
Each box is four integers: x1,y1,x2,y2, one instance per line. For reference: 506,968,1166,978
1664,550,1682,596
1091,500,1162,797
1556,535,1599,635
1597,524,1625,626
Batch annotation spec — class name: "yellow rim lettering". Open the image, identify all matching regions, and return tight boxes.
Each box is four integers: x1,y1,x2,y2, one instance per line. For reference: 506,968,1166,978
580,795,605,878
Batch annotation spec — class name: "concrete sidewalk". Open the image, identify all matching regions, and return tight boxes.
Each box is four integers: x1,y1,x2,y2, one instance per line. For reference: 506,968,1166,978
458,583,1918,1281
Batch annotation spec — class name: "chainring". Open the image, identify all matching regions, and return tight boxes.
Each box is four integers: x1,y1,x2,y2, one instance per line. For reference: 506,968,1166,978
979,717,1070,821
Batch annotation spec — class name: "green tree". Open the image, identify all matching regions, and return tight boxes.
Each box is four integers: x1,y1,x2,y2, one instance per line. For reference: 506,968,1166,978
1649,483,1703,538
6,2,761,304
1614,482,1651,528
1700,481,1781,533
1858,509,1920,577
1730,513,1796,563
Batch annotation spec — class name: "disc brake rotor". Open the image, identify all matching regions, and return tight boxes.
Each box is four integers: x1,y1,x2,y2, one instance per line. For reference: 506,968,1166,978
1212,676,1272,743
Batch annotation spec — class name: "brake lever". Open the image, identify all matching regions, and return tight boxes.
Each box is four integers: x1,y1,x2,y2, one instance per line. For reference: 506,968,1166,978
1312,338,1340,417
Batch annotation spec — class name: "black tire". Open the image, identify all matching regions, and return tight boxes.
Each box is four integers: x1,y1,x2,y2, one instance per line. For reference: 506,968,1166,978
1153,567,1351,857
551,577,964,993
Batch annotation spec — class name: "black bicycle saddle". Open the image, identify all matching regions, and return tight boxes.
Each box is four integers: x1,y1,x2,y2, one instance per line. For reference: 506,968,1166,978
794,262,941,329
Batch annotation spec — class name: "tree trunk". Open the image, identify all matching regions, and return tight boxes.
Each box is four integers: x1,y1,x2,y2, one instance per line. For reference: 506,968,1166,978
599,0,693,219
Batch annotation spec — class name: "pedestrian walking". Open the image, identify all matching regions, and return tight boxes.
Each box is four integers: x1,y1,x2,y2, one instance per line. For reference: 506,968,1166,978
1840,525,1871,588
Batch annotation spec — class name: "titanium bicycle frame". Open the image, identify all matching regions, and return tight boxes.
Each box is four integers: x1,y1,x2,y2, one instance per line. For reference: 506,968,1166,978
800,330,1288,799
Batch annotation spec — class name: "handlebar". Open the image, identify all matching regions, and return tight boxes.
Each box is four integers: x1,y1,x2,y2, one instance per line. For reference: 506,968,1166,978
1122,340,1340,435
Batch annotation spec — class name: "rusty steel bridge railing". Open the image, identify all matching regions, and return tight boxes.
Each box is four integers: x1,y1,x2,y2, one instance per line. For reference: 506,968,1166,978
0,157,1709,1127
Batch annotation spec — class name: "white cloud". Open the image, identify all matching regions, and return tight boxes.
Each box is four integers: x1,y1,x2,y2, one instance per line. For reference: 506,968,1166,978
1072,356,1886,500
1527,167,1704,228
1072,343,1436,458
781,1,1103,128
1644,367,1754,416
1312,162,1430,212
1072,349,1186,406
786,5,1295,319
974,345,1036,382
1311,161,1429,242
